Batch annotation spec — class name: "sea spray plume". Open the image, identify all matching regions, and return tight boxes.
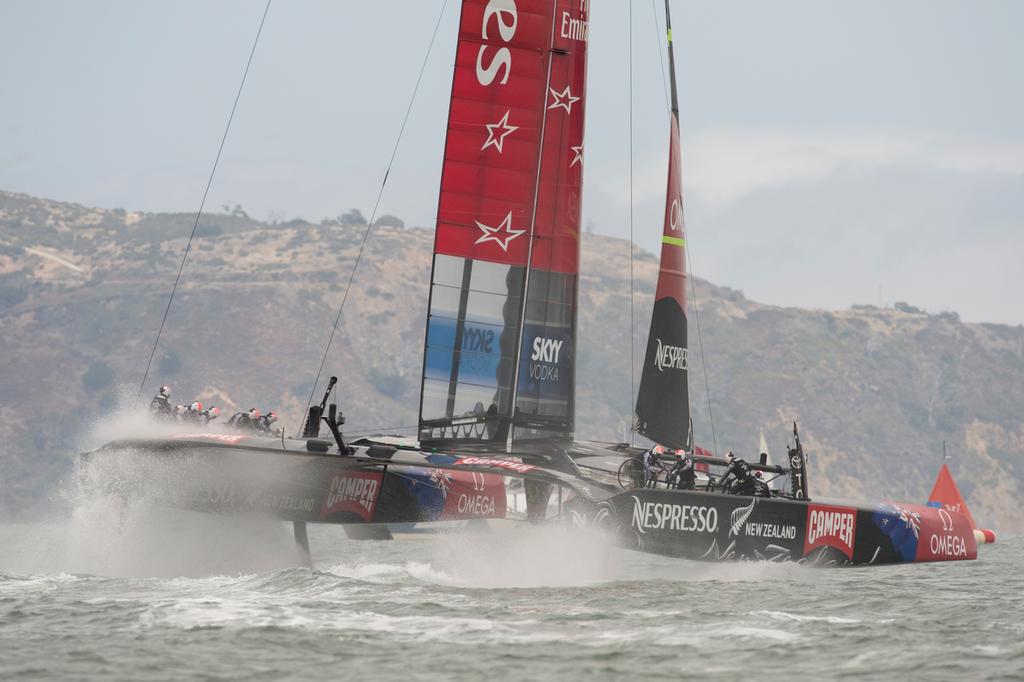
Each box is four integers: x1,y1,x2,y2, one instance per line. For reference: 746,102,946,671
59,388,306,578
62,457,304,578
322,524,621,590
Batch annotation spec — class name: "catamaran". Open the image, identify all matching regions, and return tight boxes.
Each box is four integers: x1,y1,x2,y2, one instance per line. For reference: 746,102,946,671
81,0,982,567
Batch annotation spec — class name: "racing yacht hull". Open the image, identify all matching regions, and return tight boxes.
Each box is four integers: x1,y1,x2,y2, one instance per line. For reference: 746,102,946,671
78,433,605,527
79,434,978,567
592,487,978,566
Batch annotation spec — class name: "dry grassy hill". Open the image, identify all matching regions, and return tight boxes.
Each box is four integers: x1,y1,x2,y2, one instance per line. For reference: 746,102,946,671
1,190,1021,532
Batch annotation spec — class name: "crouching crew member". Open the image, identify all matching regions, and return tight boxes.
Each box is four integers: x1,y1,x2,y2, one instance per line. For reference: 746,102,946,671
665,449,696,490
642,445,667,488
718,451,755,496
227,408,261,431
255,410,278,434
753,470,772,498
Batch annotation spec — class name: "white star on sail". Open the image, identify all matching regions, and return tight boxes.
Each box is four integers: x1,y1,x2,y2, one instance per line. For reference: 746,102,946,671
547,85,580,114
474,212,525,252
481,110,519,154
570,144,584,167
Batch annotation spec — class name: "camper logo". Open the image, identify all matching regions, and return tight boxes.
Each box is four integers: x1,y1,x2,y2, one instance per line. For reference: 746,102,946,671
654,338,687,372
805,504,857,560
454,457,536,474
321,471,382,521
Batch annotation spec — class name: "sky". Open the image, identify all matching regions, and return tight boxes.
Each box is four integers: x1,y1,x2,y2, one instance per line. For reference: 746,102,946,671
2,0,1023,325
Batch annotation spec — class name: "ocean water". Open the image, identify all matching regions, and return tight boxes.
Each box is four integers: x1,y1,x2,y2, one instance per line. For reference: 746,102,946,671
0,499,1020,681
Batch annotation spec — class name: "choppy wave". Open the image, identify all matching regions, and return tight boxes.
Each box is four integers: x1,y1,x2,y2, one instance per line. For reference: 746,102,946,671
0,515,1020,681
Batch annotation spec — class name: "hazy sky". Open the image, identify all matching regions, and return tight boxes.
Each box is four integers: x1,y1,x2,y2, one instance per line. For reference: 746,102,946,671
3,1,1022,325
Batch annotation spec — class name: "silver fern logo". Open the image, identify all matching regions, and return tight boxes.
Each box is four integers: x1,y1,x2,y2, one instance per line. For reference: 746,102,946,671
729,499,756,537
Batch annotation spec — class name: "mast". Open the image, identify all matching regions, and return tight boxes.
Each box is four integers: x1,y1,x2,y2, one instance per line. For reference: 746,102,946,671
418,0,590,449
634,0,690,449
665,0,680,117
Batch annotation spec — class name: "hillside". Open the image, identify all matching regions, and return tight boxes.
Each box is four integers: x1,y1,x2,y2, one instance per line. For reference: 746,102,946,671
1,190,1021,532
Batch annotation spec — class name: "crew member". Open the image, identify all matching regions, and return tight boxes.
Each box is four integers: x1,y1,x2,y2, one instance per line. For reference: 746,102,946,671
665,449,696,490
718,451,754,495
184,401,204,423
227,408,260,431
256,410,278,434
149,386,173,420
642,445,666,488
753,470,771,498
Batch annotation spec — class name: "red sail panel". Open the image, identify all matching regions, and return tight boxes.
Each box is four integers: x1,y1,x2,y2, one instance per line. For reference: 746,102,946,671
527,0,589,276
512,0,588,437
655,117,686,304
433,0,557,268
927,463,977,528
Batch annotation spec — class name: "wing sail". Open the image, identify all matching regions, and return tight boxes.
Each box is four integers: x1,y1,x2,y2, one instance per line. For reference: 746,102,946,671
419,0,589,448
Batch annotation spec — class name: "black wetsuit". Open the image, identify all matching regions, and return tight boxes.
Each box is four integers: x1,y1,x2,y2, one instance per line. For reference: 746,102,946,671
666,456,696,490
227,412,257,431
181,406,205,424
752,476,772,498
642,448,664,488
720,458,754,495
149,394,173,420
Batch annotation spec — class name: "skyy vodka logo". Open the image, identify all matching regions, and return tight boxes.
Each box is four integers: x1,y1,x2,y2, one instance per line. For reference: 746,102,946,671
654,338,687,372
529,336,564,382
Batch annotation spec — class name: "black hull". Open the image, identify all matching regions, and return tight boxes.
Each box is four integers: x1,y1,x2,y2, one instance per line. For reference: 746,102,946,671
592,488,978,566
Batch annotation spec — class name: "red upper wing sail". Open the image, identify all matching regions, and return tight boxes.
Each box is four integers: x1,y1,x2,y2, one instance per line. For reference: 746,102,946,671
434,1,555,267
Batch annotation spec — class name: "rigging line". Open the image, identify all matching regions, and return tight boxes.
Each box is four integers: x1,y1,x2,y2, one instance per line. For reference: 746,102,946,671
345,424,418,436
686,245,718,457
136,0,272,401
628,0,635,446
297,0,450,435
651,0,670,112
